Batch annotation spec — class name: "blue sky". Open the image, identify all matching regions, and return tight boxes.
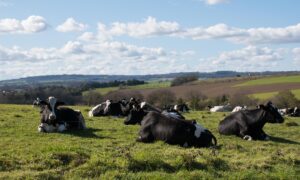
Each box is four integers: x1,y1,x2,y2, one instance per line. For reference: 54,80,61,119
0,0,300,80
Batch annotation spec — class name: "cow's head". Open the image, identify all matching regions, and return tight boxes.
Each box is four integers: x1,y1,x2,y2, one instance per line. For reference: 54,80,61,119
124,107,146,125
260,101,284,123
34,97,65,132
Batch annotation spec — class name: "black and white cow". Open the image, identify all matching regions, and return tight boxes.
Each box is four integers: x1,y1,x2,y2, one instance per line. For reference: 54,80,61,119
89,100,124,117
164,104,190,113
34,97,86,133
138,101,185,120
218,102,284,141
124,109,216,147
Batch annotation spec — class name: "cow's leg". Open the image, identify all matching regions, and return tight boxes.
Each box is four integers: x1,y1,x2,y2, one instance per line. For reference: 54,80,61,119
137,126,154,143
76,111,86,129
258,129,270,140
237,120,252,141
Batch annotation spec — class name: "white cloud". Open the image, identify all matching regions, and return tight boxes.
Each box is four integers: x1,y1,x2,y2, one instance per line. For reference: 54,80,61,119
0,39,195,80
197,46,285,72
0,16,47,34
203,0,229,5
292,48,300,64
88,17,300,45
56,18,88,32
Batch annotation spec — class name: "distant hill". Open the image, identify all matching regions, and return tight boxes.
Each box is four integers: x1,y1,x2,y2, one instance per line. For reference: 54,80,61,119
0,71,299,88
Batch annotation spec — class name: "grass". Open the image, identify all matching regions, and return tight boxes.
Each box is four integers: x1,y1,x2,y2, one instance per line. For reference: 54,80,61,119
86,81,171,95
250,89,300,100
235,75,300,87
0,104,299,179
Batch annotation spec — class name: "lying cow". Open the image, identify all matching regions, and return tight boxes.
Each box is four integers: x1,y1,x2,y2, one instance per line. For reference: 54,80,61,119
34,97,86,133
218,102,284,140
88,100,125,117
125,109,216,147
139,101,185,120
231,106,247,113
209,104,232,112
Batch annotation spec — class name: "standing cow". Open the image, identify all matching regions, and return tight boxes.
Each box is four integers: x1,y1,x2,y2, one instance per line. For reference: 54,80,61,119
218,102,284,140
34,97,86,133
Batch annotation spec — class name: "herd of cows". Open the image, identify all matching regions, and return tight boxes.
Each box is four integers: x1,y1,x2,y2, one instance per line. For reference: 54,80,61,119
32,96,299,148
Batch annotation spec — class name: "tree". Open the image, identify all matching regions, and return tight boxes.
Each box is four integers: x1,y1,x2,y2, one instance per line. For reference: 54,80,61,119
82,90,103,106
185,90,207,110
272,90,299,108
147,89,176,108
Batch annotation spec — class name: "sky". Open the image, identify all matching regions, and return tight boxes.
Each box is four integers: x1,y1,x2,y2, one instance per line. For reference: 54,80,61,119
0,0,300,80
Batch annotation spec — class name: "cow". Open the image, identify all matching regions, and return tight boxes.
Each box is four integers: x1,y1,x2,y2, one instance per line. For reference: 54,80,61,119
291,107,300,117
124,102,185,125
174,104,190,113
218,101,284,141
125,109,216,147
34,97,86,133
89,99,128,117
164,103,190,113
209,104,232,112
231,106,247,113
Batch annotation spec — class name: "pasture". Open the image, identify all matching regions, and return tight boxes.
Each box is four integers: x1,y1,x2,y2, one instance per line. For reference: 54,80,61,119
88,81,171,95
251,89,300,100
235,75,300,87
0,104,299,179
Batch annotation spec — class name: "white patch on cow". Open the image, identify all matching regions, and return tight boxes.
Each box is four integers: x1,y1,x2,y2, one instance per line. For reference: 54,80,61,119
104,100,111,112
48,96,57,119
183,142,188,147
57,123,66,132
243,135,252,141
174,105,178,111
140,102,147,109
194,123,206,138
89,104,103,117
38,123,57,133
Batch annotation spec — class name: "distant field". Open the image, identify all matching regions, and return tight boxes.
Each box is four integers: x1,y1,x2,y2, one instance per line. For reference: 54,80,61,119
0,104,299,179
250,89,300,100
235,75,300,87
89,81,170,95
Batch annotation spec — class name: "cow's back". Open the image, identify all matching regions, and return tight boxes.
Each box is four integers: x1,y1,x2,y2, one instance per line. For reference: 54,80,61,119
141,111,193,144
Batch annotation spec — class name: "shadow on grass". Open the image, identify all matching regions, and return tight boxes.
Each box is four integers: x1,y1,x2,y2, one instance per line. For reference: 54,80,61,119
269,136,300,145
63,128,112,139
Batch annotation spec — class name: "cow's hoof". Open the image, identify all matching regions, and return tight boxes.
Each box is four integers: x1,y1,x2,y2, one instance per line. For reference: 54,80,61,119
183,142,189,147
243,135,252,141
264,136,270,141
136,136,142,142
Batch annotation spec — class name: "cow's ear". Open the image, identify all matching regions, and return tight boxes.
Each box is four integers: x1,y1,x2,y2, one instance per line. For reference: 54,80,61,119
56,101,65,107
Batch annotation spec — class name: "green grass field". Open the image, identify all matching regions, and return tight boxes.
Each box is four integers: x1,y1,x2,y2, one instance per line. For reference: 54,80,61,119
250,89,300,100
0,104,299,179
85,81,171,95
235,75,300,87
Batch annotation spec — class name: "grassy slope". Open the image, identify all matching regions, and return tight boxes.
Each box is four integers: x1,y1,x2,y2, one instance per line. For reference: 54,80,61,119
0,104,299,179
84,81,170,95
235,75,300,87
251,89,300,100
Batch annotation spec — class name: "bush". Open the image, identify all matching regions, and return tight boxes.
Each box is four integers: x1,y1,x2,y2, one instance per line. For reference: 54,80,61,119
147,90,176,108
171,75,198,86
82,90,103,106
271,90,299,108
185,91,207,110
229,92,258,107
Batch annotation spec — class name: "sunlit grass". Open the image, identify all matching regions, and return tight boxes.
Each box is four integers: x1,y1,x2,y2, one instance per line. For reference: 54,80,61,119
235,75,300,87
0,104,299,179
